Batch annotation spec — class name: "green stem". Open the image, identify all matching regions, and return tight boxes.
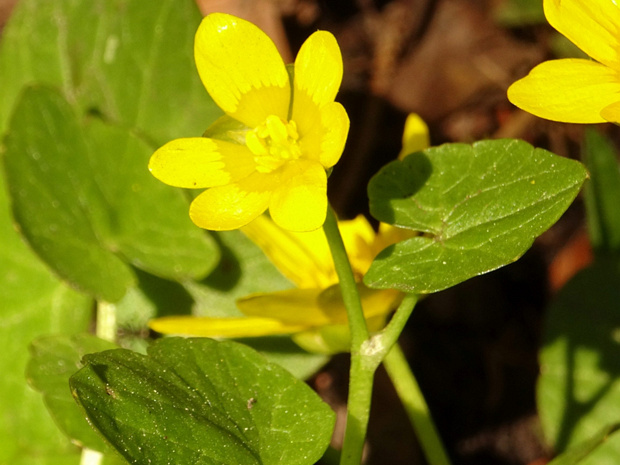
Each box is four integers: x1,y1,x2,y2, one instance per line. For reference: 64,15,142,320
383,344,452,465
323,206,369,347
96,301,117,342
323,206,371,465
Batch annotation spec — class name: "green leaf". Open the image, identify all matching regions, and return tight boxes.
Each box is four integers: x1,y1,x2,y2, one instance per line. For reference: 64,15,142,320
548,424,620,465
365,139,587,293
583,129,620,255
539,259,620,464
0,0,221,143
0,166,92,464
3,87,218,302
26,334,118,452
70,338,335,465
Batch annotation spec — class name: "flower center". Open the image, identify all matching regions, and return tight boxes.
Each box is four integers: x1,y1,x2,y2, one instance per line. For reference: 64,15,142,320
245,115,301,173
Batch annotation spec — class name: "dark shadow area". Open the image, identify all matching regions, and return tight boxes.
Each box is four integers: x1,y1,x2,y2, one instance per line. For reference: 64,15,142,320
200,231,242,291
135,268,194,318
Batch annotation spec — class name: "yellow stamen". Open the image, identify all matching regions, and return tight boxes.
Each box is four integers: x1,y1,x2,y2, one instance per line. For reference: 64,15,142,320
246,115,302,173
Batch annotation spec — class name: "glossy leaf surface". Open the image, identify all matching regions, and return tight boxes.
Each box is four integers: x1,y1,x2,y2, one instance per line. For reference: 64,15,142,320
366,139,587,293
71,338,334,465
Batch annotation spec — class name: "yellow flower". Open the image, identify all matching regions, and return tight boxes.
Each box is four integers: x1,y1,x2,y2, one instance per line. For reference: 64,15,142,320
149,214,407,354
149,13,349,232
507,0,620,124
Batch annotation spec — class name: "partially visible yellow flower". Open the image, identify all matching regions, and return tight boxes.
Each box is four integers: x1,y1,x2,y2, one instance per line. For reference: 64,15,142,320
149,13,349,232
398,113,430,160
507,0,620,124
150,214,408,353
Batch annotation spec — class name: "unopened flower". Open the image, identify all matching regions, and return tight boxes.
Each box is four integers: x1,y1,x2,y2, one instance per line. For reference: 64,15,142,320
508,0,620,124
150,13,349,232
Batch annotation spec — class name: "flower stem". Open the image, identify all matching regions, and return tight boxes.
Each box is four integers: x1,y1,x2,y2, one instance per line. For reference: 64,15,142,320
323,206,372,465
96,300,117,342
383,344,452,465
323,206,369,347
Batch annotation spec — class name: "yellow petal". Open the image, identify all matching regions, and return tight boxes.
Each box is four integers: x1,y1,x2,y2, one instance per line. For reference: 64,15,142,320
194,13,290,128
359,287,403,320
269,161,327,232
149,138,256,188
294,31,343,108
241,215,335,288
544,0,620,68
189,172,276,230
399,113,430,160
149,315,307,337
237,288,332,326
601,100,620,123
373,223,416,257
297,101,349,168
507,58,620,123
337,216,377,275
292,291,398,354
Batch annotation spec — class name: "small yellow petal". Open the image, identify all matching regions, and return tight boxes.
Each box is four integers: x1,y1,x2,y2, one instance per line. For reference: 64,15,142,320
149,315,307,338
294,31,343,108
237,288,332,326
399,114,430,160
318,102,350,168
294,96,349,168
241,215,335,288
338,216,377,275
507,59,620,123
269,161,328,232
194,13,290,127
189,172,276,230
601,100,620,123
544,0,620,68
149,138,256,188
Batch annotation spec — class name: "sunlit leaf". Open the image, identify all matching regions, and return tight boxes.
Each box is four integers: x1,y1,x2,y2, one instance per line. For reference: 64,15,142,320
0,0,221,143
365,139,587,293
70,338,334,465
0,168,92,465
547,423,620,465
3,87,218,302
539,259,620,464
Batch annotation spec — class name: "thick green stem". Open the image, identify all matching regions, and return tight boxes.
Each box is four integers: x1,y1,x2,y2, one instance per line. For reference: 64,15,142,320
383,344,452,465
323,206,369,347
323,207,371,465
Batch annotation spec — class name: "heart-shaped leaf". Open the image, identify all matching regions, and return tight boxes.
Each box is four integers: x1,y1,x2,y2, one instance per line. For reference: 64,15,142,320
0,167,93,464
70,338,334,465
0,0,221,143
365,139,587,293
3,87,218,302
